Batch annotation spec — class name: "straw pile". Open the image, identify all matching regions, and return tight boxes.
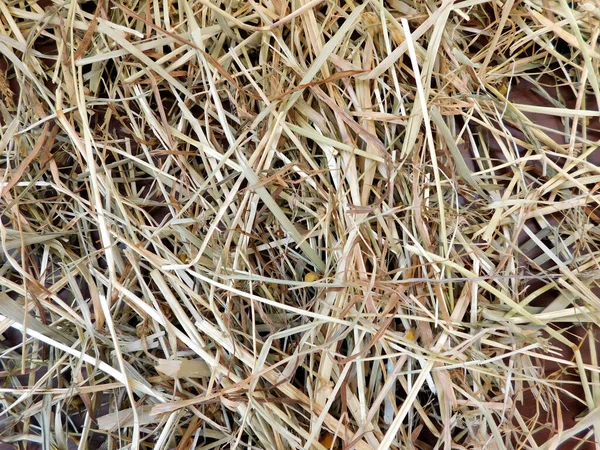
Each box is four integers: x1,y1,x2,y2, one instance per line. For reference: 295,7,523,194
1,0,599,449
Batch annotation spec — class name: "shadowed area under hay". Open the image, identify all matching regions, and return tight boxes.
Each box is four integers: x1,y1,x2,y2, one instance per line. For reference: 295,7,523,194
1,0,600,449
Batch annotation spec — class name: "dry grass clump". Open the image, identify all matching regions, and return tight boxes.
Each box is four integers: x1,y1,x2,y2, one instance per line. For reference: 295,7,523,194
1,0,600,449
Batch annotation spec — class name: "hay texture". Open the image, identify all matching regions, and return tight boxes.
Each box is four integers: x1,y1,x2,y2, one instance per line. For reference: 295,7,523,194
1,0,600,449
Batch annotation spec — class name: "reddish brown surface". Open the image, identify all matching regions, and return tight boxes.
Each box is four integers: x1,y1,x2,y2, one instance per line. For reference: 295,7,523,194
510,75,599,447
517,326,597,450
458,74,600,449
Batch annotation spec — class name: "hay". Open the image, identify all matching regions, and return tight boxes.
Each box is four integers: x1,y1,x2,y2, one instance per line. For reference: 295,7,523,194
1,0,599,449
